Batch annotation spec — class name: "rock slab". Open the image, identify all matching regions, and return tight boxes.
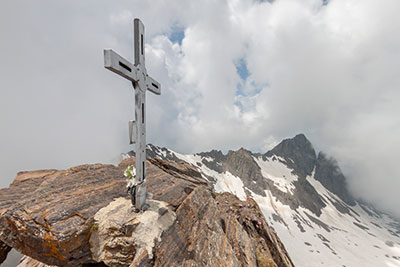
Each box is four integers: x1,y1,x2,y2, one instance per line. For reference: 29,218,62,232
154,186,294,267
0,158,206,266
90,198,175,267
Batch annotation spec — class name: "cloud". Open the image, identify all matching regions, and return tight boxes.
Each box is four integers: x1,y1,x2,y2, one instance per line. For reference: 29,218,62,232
1,0,399,217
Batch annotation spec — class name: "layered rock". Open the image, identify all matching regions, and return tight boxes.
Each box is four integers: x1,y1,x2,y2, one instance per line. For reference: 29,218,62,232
0,164,127,266
0,156,293,266
0,158,207,266
0,169,62,265
154,186,293,267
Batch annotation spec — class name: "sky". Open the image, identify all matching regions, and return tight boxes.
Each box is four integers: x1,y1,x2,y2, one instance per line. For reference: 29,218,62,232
0,0,399,218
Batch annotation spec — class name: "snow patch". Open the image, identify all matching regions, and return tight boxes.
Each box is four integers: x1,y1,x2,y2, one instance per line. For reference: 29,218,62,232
214,171,247,201
254,156,297,194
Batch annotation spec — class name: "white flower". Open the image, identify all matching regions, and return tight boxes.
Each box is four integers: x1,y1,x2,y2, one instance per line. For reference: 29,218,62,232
124,165,138,188
124,165,136,179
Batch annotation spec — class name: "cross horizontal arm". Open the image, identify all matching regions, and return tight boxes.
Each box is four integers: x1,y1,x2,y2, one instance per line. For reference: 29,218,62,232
146,75,161,95
104,49,138,82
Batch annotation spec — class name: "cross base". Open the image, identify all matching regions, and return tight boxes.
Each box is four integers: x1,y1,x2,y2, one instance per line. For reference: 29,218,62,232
133,183,148,211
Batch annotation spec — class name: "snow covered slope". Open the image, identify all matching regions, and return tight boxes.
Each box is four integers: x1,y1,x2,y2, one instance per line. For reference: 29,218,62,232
136,136,400,267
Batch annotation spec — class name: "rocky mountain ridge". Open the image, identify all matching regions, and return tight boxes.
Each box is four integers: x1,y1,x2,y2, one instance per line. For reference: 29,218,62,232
144,134,354,217
141,134,400,267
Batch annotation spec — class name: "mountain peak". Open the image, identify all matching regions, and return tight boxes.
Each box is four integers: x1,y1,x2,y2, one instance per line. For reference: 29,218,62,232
293,133,308,142
265,133,316,177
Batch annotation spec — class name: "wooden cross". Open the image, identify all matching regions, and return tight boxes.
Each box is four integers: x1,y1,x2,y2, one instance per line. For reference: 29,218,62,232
104,18,161,211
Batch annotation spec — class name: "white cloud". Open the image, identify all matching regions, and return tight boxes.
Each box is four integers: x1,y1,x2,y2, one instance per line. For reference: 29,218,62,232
1,0,400,217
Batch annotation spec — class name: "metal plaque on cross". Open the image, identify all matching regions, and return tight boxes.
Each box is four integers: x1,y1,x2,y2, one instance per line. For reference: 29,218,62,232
103,18,161,211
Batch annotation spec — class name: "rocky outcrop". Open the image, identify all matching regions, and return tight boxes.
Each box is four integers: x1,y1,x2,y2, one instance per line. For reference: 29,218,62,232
0,158,207,266
0,169,63,265
0,169,61,216
0,164,127,266
0,157,293,266
154,186,294,267
90,198,175,267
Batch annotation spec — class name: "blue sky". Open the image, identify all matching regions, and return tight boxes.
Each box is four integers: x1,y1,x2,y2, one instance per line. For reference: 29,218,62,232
169,26,185,45
235,58,250,81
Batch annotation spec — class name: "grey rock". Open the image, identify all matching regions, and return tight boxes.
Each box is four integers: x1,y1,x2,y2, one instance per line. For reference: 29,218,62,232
315,152,356,206
196,150,225,173
90,198,175,267
265,133,316,178
223,148,268,196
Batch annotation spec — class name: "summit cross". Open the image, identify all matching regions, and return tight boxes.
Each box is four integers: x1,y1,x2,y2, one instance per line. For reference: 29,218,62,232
103,18,161,211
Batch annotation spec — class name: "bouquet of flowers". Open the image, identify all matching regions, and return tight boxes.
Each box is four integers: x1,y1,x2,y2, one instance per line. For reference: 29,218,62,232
124,165,138,195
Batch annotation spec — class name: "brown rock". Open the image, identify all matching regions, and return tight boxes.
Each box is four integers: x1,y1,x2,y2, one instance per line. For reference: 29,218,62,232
0,169,60,216
0,169,61,264
0,164,124,266
153,186,294,267
138,158,210,209
0,157,293,267
0,158,207,266
216,192,294,267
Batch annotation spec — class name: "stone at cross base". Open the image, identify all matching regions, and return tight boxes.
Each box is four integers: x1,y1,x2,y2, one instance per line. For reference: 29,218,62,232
104,18,161,211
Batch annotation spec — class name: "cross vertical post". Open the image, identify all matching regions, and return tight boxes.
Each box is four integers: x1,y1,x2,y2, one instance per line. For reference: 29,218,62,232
104,18,161,211
133,18,147,211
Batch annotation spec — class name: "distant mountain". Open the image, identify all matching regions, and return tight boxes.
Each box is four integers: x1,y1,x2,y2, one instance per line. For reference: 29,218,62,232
128,134,400,267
